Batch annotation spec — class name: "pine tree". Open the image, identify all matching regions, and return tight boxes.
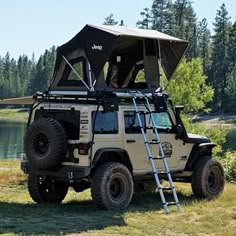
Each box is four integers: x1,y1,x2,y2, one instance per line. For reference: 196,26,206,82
197,18,212,73
224,21,236,112
103,14,118,26
151,0,172,32
136,7,152,29
171,0,197,58
28,47,56,95
0,57,4,98
17,55,31,96
228,21,236,71
2,52,12,97
210,4,231,111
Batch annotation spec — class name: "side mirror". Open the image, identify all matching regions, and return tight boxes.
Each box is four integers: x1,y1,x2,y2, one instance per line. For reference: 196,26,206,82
175,105,184,115
176,124,183,140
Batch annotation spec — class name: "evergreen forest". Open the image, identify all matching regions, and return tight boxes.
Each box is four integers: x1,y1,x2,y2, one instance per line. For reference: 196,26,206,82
0,0,235,113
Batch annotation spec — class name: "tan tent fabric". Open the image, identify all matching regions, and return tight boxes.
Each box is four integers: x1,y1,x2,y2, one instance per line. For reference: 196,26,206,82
0,96,33,105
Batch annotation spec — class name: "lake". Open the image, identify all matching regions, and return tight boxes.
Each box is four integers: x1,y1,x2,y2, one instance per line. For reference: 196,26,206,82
0,119,235,159
0,119,26,159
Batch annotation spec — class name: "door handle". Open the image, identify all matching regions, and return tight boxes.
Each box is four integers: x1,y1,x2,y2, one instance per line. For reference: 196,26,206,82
126,139,136,143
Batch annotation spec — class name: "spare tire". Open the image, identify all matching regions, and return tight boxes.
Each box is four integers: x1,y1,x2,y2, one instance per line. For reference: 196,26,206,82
24,118,67,170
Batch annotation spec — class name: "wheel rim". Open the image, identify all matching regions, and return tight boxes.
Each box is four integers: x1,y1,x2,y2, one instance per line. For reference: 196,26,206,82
32,132,49,155
109,177,125,200
207,166,222,193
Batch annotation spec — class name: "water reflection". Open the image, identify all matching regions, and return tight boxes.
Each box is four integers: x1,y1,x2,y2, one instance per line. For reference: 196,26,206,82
0,119,26,159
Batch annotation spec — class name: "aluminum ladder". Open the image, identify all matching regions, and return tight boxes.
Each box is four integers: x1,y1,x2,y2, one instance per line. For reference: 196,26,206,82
132,95,181,213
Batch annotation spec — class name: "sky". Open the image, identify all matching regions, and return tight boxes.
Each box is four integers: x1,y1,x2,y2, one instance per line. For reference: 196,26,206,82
0,0,235,59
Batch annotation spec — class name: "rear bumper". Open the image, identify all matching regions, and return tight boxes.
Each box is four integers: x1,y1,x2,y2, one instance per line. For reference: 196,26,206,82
21,159,91,180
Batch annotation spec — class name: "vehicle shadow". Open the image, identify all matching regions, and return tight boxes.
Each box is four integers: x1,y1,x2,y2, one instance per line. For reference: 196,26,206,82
0,191,195,235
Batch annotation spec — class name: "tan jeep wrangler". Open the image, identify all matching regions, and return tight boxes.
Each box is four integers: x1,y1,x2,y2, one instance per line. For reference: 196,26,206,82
21,25,225,211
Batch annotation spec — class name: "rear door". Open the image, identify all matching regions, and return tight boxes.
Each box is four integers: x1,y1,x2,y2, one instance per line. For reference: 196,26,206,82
123,110,149,171
92,110,123,151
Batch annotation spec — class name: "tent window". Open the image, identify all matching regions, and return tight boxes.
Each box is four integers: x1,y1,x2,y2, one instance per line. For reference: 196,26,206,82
58,57,88,87
68,61,84,81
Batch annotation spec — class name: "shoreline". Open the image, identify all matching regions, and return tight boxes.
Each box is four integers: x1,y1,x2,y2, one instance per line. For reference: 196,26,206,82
192,114,236,128
0,108,28,122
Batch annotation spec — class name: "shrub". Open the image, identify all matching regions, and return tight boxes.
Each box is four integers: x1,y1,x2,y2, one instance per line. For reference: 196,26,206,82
219,152,236,182
181,115,227,156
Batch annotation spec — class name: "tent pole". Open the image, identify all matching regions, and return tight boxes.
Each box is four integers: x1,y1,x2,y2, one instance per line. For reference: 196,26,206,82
157,39,162,85
88,62,95,91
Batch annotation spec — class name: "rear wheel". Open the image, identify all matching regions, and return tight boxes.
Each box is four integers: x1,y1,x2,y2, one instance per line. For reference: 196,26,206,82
28,175,68,203
191,156,225,200
91,162,133,209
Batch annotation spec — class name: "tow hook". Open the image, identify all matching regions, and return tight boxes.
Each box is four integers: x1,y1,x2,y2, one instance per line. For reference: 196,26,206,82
68,171,74,182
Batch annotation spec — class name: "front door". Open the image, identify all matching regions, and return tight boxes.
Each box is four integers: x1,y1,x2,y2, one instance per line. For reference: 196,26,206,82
147,112,182,171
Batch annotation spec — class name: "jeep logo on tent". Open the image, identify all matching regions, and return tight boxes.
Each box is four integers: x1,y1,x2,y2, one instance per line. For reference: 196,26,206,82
91,44,103,51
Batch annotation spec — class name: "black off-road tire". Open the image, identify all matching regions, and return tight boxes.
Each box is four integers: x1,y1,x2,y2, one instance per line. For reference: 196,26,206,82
24,118,67,170
28,175,68,204
191,156,225,200
91,162,134,210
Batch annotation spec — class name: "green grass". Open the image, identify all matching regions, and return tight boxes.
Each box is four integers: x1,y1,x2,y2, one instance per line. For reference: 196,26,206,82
0,159,236,236
0,109,28,122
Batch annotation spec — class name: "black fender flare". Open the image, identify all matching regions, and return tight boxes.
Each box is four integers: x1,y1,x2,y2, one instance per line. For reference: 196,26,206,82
92,148,133,172
185,143,216,171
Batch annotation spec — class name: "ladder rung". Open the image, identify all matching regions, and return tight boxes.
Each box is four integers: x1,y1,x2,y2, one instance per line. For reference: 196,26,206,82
161,187,174,191
152,157,163,160
135,111,144,114
148,141,160,144
166,202,178,206
146,126,160,130
143,111,156,115
145,141,160,144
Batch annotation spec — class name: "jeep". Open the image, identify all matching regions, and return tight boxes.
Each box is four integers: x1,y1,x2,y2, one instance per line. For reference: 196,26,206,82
20,24,224,210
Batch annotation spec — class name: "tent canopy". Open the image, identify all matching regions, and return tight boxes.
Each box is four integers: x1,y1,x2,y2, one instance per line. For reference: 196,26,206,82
51,24,188,91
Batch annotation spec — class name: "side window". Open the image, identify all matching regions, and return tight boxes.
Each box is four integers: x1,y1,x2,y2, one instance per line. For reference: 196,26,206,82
151,112,173,130
92,111,118,134
124,111,145,133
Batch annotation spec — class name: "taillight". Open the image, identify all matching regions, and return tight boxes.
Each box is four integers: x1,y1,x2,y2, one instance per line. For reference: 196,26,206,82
78,143,91,155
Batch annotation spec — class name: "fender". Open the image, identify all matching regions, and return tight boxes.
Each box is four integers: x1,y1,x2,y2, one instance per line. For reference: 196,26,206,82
185,143,216,171
92,148,132,171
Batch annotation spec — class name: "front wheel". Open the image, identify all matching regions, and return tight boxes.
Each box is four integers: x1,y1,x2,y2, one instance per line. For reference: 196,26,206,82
28,175,68,203
91,162,134,209
191,156,225,200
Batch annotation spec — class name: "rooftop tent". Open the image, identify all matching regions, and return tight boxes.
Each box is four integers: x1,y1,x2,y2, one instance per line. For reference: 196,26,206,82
51,24,188,91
